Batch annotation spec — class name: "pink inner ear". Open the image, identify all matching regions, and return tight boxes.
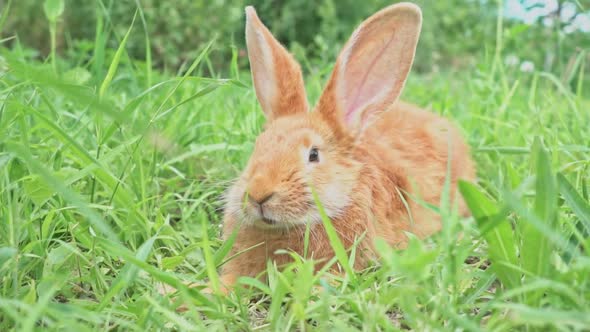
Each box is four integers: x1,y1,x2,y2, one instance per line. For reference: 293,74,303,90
333,4,421,128
344,30,399,123
315,3,421,130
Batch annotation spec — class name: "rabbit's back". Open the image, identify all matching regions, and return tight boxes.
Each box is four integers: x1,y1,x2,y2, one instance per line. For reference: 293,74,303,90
360,101,475,239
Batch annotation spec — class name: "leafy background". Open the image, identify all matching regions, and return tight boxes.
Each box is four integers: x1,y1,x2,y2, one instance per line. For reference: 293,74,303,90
4,0,589,76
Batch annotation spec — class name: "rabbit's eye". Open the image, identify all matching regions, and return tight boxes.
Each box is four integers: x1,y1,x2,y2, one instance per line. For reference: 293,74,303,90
308,147,319,163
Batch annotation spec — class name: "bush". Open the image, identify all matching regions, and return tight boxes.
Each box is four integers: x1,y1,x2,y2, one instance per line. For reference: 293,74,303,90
0,0,498,72
2,0,588,78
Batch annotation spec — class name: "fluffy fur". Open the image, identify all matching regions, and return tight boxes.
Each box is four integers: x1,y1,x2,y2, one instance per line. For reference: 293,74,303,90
219,3,476,290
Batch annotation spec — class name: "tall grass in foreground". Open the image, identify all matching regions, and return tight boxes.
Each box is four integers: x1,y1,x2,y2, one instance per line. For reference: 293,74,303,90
1,3,590,332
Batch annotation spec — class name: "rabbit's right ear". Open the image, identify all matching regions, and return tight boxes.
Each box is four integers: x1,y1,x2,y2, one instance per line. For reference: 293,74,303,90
316,3,422,134
245,6,308,121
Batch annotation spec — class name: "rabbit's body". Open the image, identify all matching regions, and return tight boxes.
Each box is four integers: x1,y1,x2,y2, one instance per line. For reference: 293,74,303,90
217,3,476,289
221,101,474,285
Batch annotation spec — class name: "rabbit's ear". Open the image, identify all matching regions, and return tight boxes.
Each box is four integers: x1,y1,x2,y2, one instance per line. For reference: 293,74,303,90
245,6,308,121
317,3,421,132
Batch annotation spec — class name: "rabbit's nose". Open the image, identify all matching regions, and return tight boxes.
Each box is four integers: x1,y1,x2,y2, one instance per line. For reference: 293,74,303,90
248,192,274,206
247,175,275,206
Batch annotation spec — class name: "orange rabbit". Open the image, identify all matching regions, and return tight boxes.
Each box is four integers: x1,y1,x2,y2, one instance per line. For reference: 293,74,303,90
219,2,476,290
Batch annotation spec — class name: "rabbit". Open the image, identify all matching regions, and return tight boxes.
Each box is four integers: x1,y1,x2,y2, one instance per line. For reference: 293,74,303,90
218,2,476,291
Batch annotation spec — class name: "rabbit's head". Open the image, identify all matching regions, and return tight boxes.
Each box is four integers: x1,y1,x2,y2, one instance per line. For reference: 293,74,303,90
225,3,422,229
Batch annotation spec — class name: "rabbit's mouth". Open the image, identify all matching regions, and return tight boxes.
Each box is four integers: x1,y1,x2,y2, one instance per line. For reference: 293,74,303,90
261,217,277,225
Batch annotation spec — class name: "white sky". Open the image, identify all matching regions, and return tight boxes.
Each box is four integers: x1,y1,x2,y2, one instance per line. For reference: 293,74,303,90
504,0,590,32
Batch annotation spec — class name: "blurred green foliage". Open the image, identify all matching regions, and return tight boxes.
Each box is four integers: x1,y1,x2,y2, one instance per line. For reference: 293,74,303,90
1,0,588,77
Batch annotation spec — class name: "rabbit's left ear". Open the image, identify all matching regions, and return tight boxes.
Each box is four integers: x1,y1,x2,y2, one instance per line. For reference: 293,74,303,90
245,6,308,121
317,3,422,132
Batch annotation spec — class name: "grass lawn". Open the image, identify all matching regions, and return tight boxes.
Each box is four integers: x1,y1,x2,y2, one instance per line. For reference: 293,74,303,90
1,19,590,330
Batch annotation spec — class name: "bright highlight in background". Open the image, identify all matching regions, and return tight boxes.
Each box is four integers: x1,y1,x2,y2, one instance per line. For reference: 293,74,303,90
504,0,590,32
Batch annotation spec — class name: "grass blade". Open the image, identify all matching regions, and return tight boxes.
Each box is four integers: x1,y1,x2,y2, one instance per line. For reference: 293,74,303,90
98,10,137,99
201,216,220,294
459,181,520,289
557,173,590,232
6,142,118,242
520,139,556,285
97,236,157,310
310,187,356,282
0,0,12,34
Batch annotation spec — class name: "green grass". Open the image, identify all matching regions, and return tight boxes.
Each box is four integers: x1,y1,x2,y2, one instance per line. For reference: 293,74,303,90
1,11,590,332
